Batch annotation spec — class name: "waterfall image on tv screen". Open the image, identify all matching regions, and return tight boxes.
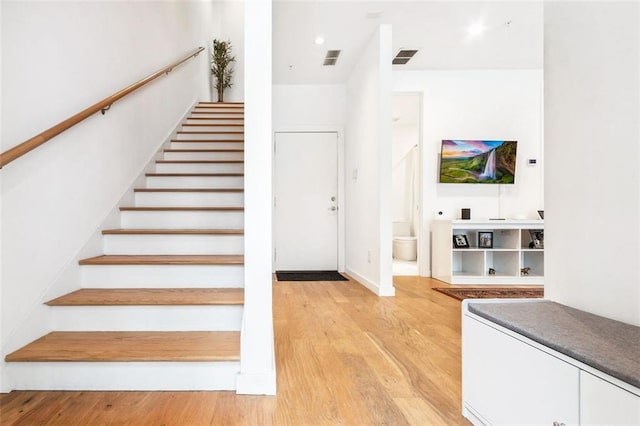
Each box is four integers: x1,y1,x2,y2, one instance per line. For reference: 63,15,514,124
439,140,517,184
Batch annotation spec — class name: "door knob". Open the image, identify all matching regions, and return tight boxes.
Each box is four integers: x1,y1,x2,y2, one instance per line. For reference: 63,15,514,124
329,206,337,211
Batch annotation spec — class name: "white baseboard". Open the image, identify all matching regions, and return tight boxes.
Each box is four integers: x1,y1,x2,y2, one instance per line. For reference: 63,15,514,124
236,371,276,395
463,404,489,426
345,269,395,297
0,362,7,393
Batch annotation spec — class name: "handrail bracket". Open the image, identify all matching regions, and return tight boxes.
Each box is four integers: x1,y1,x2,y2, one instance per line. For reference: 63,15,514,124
101,104,112,115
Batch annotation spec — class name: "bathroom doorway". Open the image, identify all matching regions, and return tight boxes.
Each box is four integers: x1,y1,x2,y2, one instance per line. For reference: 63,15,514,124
392,93,422,276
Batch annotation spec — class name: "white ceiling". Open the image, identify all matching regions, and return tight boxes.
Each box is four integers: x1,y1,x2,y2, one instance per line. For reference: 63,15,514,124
273,1,543,85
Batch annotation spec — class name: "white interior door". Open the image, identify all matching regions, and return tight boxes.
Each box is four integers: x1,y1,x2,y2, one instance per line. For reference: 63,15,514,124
274,132,338,270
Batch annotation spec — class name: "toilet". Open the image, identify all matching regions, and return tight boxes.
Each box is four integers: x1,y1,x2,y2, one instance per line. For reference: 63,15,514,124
393,222,417,261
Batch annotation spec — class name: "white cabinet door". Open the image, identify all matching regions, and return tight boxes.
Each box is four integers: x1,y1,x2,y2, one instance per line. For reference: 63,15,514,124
463,316,579,425
580,371,640,425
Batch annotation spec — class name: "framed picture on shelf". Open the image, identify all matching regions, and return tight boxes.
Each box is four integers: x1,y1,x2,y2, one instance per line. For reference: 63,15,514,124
478,231,494,248
453,234,469,248
529,230,544,249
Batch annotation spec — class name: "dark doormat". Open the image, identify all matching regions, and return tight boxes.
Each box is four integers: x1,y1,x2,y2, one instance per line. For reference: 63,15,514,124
275,270,349,282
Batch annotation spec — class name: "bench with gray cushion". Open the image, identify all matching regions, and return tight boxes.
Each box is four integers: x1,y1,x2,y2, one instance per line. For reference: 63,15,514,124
468,300,640,389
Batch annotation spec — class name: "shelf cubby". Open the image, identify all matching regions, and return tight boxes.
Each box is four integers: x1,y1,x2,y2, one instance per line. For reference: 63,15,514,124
452,250,484,277
521,251,544,276
486,251,520,276
521,228,544,250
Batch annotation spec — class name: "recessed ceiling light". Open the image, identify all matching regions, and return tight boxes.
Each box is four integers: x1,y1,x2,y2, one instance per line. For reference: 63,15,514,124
315,36,325,45
467,21,486,37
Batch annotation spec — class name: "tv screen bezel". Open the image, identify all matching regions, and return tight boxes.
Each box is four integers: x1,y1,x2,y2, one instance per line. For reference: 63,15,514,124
438,139,518,184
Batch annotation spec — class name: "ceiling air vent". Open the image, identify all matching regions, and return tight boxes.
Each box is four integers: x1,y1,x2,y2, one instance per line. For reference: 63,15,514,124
323,50,341,66
392,49,418,65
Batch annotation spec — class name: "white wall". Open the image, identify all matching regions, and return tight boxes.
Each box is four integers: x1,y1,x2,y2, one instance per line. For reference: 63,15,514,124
0,0,4,394
544,2,640,326
345,25,394,296
216,1,245,102
394,70,544,276
0,1,216,391
273,84,346,128
238,0,276,395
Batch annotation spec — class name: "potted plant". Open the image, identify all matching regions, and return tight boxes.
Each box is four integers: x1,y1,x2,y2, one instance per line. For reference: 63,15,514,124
210,39,235,103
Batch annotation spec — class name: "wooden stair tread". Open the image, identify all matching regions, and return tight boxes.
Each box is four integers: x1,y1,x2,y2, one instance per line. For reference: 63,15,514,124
79,255,244,265
156,160,244,164
198,102,244,105
102,229,244,235
5,331,240,362
170,139,244,143
195,104,244,108
187,116,244,120
191,111,244,115
133,188,243,193
183,123,244,127
46,288,244,306
163,149,244,153
194,108,244,111
120,207,244,212
177,131,244,134
145,173,244,177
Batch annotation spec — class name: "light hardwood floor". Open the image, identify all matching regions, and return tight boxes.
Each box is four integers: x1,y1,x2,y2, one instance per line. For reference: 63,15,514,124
0,276,469,425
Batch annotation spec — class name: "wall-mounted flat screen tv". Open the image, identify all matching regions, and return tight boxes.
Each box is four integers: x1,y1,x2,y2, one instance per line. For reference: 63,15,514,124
439,140,517,184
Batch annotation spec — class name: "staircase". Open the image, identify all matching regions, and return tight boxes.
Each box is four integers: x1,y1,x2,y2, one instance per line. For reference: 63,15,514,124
5,102,247,391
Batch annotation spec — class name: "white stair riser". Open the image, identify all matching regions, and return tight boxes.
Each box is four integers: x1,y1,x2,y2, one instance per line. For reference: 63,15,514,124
185,119,243,125
134,191,244,207
155,162,244,174
189,113,244,119
121,210,244,229
81,265,244,288
170,142,244,150
9,362,239,391
193,107,243,114
163,151,244,161
103,234,244,255
146,176,244,188
181,125,243,132
174,133,244,141
51,305,243,331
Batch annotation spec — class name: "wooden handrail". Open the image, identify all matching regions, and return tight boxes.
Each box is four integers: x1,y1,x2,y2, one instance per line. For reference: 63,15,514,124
0,47,205,169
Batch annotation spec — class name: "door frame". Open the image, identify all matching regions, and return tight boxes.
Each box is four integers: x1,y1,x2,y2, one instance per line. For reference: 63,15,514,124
391,91,425,276
272,126,345,272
